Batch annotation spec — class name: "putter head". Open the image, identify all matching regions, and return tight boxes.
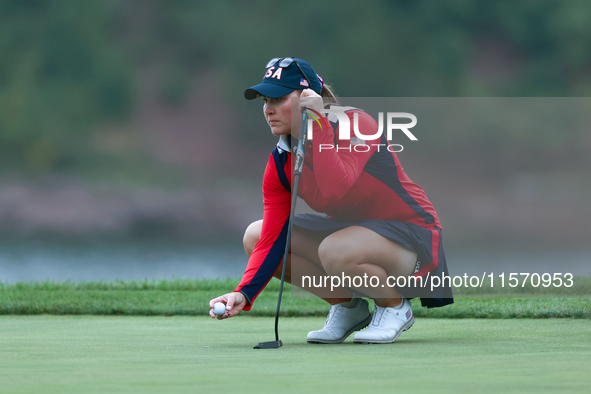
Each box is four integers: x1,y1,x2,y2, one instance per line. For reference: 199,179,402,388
253,340,283,349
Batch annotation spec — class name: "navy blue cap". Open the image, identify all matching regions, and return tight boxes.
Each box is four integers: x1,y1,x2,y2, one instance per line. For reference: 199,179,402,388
244,57,323,100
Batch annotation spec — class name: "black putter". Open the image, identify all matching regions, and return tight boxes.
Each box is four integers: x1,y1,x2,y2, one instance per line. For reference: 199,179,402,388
254,109,309,349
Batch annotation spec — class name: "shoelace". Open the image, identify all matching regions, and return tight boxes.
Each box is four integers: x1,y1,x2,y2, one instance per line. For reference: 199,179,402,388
371,307,385,326
324,304,342,326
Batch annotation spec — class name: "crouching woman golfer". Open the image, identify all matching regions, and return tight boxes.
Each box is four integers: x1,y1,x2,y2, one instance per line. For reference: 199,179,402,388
209,57,453,344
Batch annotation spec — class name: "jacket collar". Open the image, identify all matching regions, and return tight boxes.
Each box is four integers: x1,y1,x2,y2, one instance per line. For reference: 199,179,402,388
277,134,292,153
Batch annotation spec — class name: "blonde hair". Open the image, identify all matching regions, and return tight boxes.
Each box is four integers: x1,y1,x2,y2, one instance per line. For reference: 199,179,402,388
321,82,338,105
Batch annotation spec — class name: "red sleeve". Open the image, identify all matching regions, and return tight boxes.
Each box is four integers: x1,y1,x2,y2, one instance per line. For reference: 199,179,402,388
234,149,291,311
310,110,379,199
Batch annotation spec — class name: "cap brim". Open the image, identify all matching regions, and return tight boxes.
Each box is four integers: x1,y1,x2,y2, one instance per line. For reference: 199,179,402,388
244,82,295,100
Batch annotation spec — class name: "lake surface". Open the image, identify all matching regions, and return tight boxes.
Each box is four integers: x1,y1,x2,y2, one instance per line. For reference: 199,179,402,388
0,240,247,283
0,239,589,283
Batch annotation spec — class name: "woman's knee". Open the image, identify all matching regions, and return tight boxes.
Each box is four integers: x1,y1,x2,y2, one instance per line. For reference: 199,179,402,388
243,219,263,257
317,235,354,274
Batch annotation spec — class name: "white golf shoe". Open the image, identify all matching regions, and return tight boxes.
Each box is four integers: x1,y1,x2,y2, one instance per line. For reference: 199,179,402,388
353,298,414,344
307,299,372,344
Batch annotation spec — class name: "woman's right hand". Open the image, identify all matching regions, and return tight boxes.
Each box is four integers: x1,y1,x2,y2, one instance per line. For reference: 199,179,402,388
300,88,324,115
208,292,248,319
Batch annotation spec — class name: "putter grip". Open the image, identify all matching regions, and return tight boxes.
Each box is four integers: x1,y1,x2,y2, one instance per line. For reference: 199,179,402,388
293,111,308,176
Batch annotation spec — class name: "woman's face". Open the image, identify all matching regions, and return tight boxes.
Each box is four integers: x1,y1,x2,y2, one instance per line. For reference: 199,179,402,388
262,90,301,136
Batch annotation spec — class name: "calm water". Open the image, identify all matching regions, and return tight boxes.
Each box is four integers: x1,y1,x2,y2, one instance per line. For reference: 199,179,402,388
0,240,247,283
0,240,589,283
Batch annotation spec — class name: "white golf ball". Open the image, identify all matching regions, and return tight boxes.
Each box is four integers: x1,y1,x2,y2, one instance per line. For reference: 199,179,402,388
213,302,226,315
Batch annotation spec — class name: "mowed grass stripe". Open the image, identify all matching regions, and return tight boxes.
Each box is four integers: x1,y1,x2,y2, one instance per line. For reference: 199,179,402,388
1,279,589,317
0,316,590,394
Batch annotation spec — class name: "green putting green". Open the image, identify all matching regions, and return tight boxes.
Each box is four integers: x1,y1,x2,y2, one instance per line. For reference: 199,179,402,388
1,316,590,393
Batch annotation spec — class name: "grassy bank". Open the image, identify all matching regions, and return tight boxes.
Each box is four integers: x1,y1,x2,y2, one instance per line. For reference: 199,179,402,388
1,278,590,318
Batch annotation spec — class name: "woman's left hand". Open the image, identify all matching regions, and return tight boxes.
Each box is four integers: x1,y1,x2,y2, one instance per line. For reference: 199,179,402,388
299,89,324,115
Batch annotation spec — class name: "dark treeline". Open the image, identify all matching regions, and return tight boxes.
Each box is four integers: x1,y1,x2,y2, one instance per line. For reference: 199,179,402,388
1,0,591,174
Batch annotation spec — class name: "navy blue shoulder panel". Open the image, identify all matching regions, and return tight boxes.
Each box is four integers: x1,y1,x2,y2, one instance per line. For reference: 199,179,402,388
271,147,291,193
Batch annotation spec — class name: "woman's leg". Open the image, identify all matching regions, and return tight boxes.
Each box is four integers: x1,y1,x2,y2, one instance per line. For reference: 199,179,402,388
244,220,377,344
242,220,353,303
316,225,418,344
317,226,417,307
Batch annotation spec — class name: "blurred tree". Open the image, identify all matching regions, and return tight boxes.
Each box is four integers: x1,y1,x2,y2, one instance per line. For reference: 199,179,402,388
142,0,591,151
2,0,591,174
0,0,133,172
